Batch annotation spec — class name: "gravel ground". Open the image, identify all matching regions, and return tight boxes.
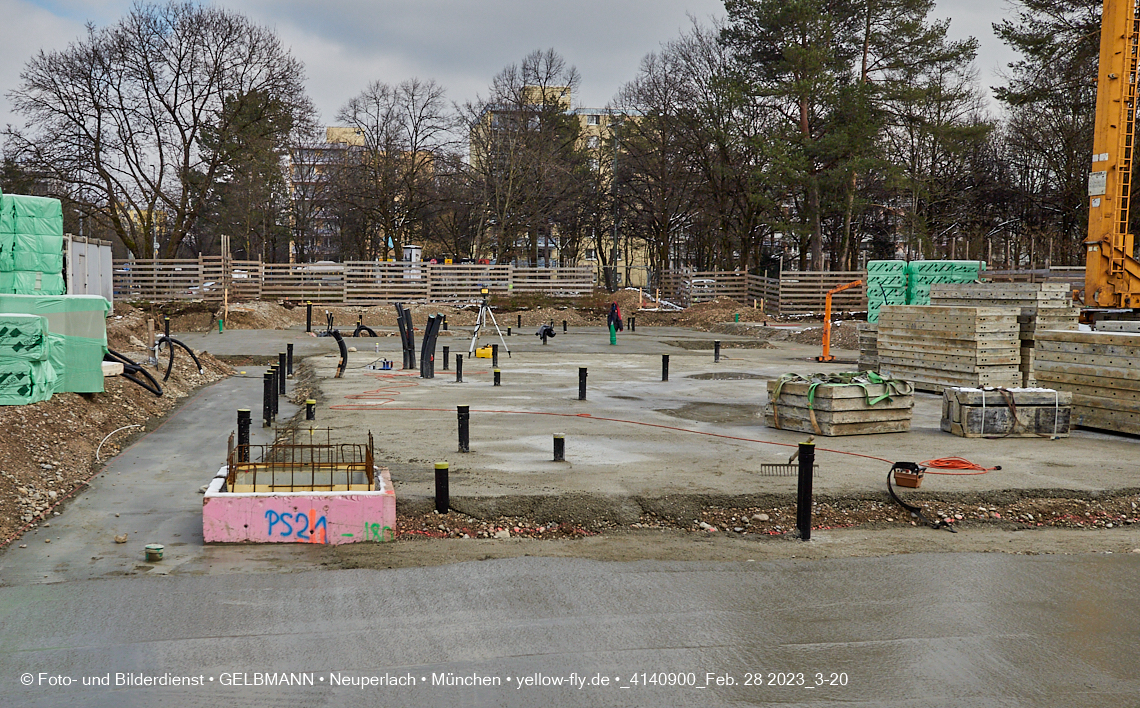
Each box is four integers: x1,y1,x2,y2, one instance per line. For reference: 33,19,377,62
393,491,1140,541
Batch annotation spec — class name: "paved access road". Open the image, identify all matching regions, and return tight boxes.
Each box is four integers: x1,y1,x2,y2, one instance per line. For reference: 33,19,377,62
1,553,1136,707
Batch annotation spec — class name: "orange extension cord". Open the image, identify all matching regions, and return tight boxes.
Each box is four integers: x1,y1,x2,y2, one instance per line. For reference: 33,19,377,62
331,371,997,473
919,457,1001,475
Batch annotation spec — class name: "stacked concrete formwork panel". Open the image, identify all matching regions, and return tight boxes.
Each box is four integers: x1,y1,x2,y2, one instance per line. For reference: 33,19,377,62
0,189,66,296
877,305,1022,393
1033,330,1140,434
930,282,1079,386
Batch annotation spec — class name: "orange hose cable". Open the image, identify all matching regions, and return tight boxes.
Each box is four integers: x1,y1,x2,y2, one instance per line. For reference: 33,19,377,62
919,456,999,475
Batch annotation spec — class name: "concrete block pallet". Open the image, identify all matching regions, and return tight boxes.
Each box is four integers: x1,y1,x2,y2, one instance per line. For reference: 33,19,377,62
877,305,1022,393
1032,330,1140,434
941,387,1072,438
764,375,914,436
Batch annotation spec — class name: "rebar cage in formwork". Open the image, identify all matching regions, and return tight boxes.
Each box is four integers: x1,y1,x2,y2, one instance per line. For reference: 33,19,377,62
225,429,375,493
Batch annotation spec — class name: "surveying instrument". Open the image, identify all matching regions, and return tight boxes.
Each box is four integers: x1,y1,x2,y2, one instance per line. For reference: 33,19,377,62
468,287,511,357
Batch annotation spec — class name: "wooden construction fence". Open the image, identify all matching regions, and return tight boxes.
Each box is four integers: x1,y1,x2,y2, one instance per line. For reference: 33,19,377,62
659,270,866,316
113,257,595,304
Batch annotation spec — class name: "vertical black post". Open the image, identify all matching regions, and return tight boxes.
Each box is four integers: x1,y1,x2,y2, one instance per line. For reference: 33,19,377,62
262,372,272,427
507,326,512,336
442,316,448,331
306,303,312,333
494,368,501,386
442,346,450,370
286,343,294,376
455,354,463,383
305,399,316,420
492,344,499,368
164,316,170,339
237,409,250,462
578,367,587,400
796,441,815,541
662,355,669,381
562,320,567,332
714,340,721,363
541,329,548,345
435,462,450,513
268,366,279,419
517,314,522,328
278,353,287,393
630,317,636,332
553,434,565,462
457,405,470,452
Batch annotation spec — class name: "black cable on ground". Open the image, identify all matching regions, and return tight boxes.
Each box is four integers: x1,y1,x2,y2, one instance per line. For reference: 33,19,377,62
156,336,204,381
886,465,956,532
105,348,163,396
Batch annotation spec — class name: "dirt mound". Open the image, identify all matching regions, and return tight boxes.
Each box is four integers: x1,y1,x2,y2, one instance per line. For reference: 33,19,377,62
0,308,233,546
777,322,859,349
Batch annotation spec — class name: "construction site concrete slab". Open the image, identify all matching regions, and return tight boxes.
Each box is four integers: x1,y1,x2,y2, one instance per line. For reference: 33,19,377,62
294,327,1138,525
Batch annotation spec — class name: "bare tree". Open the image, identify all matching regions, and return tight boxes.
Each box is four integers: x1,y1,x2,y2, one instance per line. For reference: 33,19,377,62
334,78,453,260
4,1,313,258
462,49,586,265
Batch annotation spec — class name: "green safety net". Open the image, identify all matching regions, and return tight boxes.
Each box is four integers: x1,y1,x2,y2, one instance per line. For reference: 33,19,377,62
0,313,49,360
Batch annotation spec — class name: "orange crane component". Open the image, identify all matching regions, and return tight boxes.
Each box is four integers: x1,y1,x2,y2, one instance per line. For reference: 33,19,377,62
816,279,862,363
1085,0,1140,308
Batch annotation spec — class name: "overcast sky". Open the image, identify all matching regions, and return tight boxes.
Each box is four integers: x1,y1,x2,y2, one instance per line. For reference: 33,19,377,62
1,0,1020,134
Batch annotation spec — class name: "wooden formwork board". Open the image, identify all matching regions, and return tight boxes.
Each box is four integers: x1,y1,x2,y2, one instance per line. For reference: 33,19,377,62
1029,381,1140,403
880,304,1020,318
879,368,1021,393
1070,406,1140,435
1035,330,1140,346
879,350,1019,368
1033,369,1140,392
1035,339,1140,358
876,333,1020,352
764,408,911,436
1032,349,1140,372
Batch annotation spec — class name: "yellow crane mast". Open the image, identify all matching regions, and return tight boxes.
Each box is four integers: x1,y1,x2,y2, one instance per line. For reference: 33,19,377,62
1085,0,1140,307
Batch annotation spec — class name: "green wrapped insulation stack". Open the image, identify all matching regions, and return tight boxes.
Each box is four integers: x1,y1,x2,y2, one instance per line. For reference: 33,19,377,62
866,259,986,322
0,313,50,360
905,260,985,305
0,313,58,405
0,294,110,395
0,188,66,296
0,359,57,406
866,260,907,323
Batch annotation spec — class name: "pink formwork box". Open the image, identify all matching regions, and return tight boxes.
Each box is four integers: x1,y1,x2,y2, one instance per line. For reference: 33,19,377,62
202,465,396,545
